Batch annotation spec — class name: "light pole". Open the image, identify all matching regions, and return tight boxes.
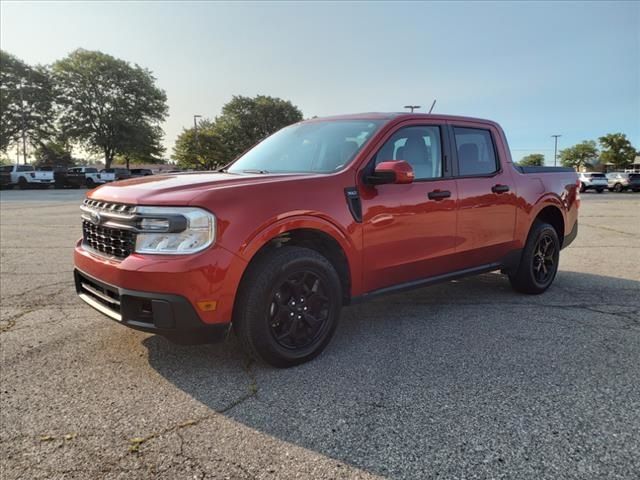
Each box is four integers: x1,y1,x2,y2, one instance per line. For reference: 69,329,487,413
193,114,202,141
551,134,561,167
403,105,421,113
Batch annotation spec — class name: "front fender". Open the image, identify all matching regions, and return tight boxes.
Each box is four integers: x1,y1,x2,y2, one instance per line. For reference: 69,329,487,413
236,214,362,294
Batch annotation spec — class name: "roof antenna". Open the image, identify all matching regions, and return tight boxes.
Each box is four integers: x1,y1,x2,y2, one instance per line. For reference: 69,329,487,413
428,99,436,114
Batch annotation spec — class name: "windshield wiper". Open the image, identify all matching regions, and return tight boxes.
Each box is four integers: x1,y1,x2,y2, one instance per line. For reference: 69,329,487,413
241,169,270,174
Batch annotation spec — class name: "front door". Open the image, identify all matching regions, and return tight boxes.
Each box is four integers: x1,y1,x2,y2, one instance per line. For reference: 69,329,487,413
359,123,458,293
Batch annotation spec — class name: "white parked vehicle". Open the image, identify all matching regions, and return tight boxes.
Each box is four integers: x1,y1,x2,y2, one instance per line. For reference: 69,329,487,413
3,164,54,189
96,170,116,183
68,167,106,188
578,172,608,193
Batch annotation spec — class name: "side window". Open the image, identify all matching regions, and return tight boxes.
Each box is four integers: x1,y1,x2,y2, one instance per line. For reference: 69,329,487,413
453,127,498,176
0,165,12,173
374,126,443,180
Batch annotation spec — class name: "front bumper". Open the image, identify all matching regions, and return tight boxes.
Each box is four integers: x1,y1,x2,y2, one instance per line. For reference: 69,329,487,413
75,269,230,343
74,240,248,334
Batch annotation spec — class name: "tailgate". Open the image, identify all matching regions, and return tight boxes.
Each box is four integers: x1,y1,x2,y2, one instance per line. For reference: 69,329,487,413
35,171,54,180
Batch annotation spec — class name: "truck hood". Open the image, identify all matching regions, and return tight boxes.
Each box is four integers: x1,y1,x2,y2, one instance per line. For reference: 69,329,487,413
88,171,313,205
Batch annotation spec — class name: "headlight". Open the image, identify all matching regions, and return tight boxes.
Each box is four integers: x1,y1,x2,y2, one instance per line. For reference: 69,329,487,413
134,207,216,255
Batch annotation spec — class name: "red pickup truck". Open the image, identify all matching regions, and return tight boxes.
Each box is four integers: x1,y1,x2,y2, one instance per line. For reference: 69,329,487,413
74,113,579,367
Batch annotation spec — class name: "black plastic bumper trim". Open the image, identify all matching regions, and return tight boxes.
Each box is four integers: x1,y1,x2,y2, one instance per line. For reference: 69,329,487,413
562,220,578,249
74,269,230,344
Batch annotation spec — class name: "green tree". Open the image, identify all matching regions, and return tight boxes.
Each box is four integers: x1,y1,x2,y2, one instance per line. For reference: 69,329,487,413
0,50,55,159
215,95,303,159
172,119,229,170
518,153,545,167
115,124,165,169
52,49,168,168
598,133,635,169
34,140,74,167
559,141,599,170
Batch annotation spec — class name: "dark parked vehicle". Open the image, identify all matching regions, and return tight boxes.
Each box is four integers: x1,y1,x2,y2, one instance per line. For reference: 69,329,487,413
100,168,131,181
0,166,12,189
130,168,154,177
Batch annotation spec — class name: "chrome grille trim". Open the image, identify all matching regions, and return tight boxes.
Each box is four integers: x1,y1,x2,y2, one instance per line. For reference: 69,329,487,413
81,199,137,259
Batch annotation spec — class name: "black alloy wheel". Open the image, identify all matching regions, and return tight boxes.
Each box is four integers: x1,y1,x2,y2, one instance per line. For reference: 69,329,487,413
267,271,331,350
234,246,342,367
509,221,560,294
532,233,557,286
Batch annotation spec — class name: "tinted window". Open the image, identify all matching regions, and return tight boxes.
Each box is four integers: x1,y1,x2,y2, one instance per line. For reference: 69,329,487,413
454,127,498,176
1,166,12,172
374,126,442,180
85,168,97,173
17,165,34,172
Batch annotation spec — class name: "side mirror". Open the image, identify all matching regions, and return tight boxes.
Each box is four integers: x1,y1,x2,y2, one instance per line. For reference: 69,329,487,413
366,161,415,185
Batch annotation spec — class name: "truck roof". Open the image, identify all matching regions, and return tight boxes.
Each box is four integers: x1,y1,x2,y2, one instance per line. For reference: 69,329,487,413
303,112,500,127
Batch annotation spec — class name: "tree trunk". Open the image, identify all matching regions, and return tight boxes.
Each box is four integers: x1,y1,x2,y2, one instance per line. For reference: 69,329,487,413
104,147,115,169
125,157,130,170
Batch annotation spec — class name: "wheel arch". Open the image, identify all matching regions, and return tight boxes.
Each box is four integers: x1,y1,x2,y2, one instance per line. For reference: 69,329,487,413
234,217,359,308
530,202,566,247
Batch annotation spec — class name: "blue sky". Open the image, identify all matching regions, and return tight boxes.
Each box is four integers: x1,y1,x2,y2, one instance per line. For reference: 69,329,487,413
1,1,638,164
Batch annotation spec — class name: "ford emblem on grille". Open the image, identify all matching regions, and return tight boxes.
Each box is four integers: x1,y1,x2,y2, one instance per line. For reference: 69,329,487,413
89,211,102,225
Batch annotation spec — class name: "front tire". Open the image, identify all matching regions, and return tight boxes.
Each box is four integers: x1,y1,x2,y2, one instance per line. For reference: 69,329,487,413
233,246,342,368
86,178,95,189
596,188,604,193
509,221,560,294
18,177,28,190
579,183,586,193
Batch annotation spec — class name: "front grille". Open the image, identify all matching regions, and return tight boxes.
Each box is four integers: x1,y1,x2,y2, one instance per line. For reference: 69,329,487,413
81,199,137,259
83,220,136,259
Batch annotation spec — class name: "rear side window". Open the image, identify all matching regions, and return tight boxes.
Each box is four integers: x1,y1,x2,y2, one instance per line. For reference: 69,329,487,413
453,127,498,176
374,125,443,180
1,166,12,172
17,165,34,172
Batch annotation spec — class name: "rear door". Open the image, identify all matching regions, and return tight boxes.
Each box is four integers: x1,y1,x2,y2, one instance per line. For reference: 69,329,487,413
359,122,459,292
449,122,518,267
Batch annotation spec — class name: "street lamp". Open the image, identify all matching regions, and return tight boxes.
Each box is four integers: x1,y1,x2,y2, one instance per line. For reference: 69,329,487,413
551,134,562,167
403,105,421,113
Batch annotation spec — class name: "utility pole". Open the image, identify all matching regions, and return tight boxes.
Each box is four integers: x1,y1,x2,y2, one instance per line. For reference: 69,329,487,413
403,105,421,113
20,81,27,164
551,134,562,167
193,114,202,143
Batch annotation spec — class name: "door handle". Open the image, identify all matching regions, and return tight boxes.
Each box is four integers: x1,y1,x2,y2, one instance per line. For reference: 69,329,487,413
491,184,510,194
427,190,451,200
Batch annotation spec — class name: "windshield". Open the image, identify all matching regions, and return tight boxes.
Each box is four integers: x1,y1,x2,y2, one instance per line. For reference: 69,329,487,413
227,120,383,174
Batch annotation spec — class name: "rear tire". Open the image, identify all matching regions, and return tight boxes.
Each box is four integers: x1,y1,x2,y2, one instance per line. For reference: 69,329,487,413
86,178,95,189
233,246,342,368
18,177,28,190
613,183,623,193
509,221,560,294
596,188,604,193
579,183,586,193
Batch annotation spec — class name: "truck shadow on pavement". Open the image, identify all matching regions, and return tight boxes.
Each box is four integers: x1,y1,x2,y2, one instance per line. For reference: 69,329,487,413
143,270,640,478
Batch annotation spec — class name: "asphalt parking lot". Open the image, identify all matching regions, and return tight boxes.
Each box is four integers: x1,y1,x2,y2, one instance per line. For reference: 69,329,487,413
1,189,639,479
